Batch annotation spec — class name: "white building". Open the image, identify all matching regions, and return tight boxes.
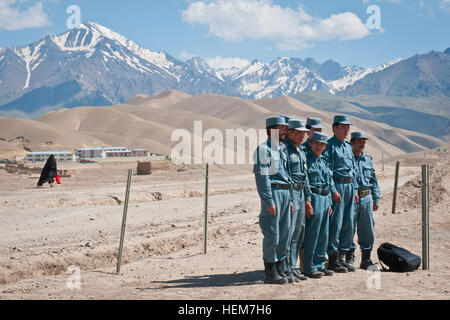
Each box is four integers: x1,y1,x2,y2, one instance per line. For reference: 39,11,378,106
131,149,149,157
76,148,105,159
26,151,75,163
104,147,131,158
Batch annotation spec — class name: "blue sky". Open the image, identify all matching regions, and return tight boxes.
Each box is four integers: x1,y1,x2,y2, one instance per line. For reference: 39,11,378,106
0,0,449,68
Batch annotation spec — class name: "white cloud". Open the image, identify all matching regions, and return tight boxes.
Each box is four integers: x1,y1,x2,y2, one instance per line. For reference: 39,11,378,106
362,0,400,4
440,0,450,13
0,0,51,31
182,0,371,50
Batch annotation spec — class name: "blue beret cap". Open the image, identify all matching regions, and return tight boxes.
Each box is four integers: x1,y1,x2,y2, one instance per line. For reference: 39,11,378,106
282,116,293,123
266,116,287,128
306,117,323,129
351,132,369,140
311,132,328,144
288,119,309,132
333,115,352,125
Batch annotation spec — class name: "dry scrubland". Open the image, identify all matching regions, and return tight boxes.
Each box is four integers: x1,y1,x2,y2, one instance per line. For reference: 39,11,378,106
0,156,448,300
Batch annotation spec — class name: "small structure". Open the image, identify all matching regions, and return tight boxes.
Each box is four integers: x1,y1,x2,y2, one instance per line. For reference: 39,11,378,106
132,149,149,157
76,148,105,159
26,151,75,163
137,161,152,175
104,147,131,158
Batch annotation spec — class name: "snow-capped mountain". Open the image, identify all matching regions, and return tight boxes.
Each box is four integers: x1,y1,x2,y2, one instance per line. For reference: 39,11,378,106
0,21,410,116
228,57,333,99
0,22,234,111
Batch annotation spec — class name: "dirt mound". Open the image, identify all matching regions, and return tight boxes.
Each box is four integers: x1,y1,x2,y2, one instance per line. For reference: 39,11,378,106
398,163,449,210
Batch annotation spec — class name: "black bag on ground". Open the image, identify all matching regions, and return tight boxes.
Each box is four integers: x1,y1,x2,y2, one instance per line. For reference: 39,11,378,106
377,242,421,272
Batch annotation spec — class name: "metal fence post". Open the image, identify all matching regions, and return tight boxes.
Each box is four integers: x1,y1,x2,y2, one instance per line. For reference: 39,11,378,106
117,169,133,274
392,161,400,214
204,163,209,254
422,165,430,270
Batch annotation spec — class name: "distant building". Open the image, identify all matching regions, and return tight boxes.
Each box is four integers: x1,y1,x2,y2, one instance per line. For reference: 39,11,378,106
75,147,150,160
104,147,131,158
131,149,149,157
26,151,75,162
76,148,105,159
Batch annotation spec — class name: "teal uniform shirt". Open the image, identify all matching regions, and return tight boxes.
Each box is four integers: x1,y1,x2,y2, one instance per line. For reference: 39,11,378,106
253,139,292,208
302,140,312,156
323,136,358,193
355,153,381,204
284,138,312,201
306,151,335,192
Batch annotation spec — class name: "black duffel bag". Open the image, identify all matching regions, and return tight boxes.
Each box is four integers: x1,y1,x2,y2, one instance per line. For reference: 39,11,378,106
377,242,421,272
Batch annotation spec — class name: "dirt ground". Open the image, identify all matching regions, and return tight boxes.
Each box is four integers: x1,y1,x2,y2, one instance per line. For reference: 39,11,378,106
0,158,448,300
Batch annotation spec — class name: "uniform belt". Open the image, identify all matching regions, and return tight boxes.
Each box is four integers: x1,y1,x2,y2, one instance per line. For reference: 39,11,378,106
359,189,372,198
311,187,331,196
333,177,353,184
271,184,290,190
294,183,305,190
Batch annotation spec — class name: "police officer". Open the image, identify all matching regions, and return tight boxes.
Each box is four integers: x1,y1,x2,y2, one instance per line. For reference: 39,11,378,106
303,117,323,155
350,132,381,270
304,132,335,278
254,116,294,284
284,119,313,282
323,115,359,273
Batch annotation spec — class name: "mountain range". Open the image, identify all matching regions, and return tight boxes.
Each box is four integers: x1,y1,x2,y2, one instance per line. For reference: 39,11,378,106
2,21,448,119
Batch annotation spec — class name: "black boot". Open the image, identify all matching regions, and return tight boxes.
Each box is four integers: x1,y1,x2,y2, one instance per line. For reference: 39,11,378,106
360,249,377,270
264,262,288,284
328,251,348,273
319,268,334,276
292,269,308,281
275,261,295,284
342,249,356,272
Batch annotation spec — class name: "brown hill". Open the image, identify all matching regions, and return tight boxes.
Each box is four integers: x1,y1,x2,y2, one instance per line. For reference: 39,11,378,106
0,91,447,162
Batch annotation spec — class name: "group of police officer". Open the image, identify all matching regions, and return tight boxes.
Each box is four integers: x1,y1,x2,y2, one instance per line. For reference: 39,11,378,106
254,115,381,284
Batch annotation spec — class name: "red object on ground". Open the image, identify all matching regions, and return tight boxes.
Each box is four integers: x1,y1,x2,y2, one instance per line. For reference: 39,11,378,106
55,174,62,184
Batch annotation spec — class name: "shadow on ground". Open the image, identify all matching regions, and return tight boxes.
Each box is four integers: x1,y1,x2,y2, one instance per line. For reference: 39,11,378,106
140,270,264,290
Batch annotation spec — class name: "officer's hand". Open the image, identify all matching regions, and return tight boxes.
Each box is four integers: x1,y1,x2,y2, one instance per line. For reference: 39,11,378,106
306,207,314,219
332,192,342,203
291,203,294,214
355,194,359,203
266,206,277,216
305,201,313,217
373,203,379,211
329,207,333,216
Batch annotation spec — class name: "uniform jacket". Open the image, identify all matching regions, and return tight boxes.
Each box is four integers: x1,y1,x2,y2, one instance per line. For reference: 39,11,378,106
354,153,381,204
253,139,293,208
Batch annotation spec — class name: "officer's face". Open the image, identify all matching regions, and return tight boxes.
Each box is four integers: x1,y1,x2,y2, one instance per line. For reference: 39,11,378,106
288,130,307,146
311,140,327,156
270,125,288,142
352,138,367,154
307,127,322,139
277,125,288,141
334,124,350,140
